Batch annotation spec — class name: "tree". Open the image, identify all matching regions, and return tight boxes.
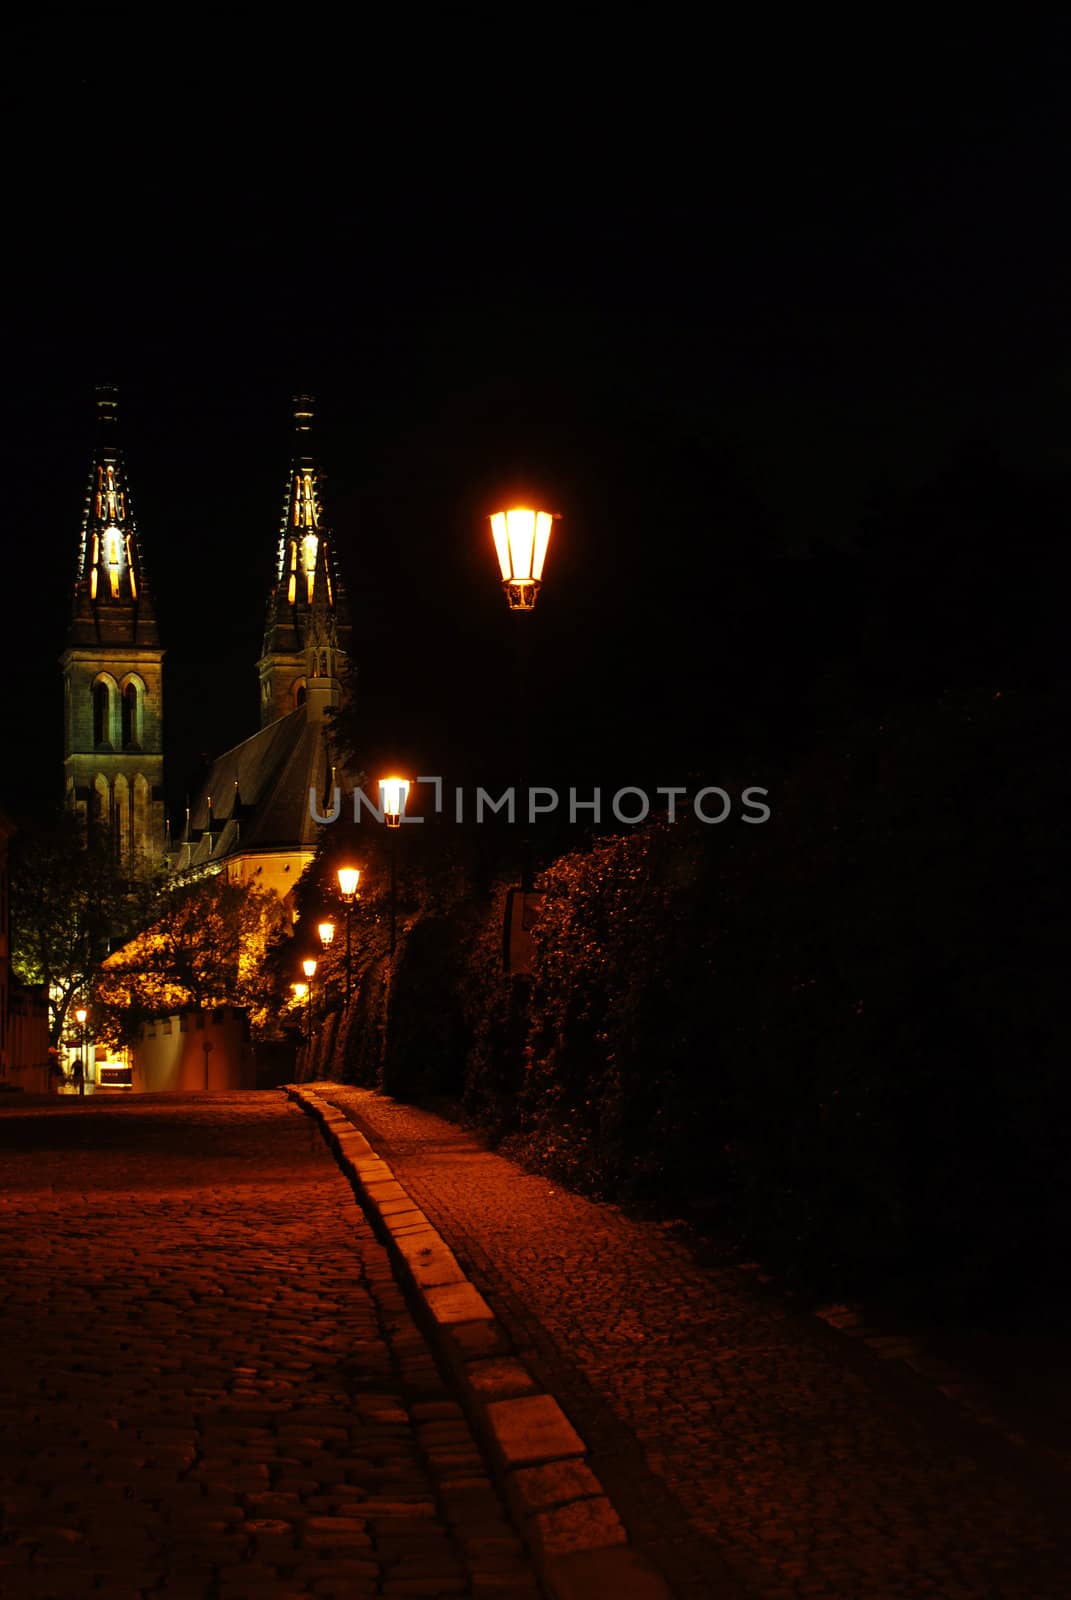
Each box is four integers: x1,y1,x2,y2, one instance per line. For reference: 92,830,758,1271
94,872,286,1046
10,812,157,1046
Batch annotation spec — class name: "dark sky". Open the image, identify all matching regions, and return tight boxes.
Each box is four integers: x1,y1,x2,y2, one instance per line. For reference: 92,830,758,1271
1,28,1068,820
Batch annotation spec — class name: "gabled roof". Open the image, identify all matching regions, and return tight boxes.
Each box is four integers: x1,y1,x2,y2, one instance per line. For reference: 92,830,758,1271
172,705,336,870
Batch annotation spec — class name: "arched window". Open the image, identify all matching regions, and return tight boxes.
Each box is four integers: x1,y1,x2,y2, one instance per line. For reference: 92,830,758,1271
92,675,118,748
120,675,144,750
294,677,307,708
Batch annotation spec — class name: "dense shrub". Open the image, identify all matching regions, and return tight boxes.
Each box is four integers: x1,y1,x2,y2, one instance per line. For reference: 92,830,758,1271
311,686,1068,1318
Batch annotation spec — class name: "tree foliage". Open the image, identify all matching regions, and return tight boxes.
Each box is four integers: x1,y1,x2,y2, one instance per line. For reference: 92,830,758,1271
10,812,158,1045
95,873,286,1046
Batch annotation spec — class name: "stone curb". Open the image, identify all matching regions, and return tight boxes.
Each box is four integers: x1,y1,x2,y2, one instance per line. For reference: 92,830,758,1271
286,1085,675,1600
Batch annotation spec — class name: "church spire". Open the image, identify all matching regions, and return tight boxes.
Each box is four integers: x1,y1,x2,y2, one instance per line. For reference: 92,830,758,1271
61,386,165,868
257,395,351,728
68,385,158,649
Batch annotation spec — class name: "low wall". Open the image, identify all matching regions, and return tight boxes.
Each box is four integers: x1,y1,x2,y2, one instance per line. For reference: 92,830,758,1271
135,1007,254,1092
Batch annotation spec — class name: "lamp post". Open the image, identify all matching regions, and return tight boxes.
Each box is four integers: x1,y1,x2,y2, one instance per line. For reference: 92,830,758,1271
318,919,336,1009
302,956,317,1048
379,777,411,959
74,1007,88,1096
336,866,360,1002
291,981,309,1080
490,506,558,891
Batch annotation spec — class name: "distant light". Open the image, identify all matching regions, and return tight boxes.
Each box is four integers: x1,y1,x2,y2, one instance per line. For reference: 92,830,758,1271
318,919,336,947
75,1008,88,1025
302,957,317,979
292,981,308,1000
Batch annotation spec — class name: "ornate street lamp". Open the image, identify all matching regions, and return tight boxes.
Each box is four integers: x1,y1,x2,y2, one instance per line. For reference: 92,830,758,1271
379,777,411,959
317,919,336,949
379,777,410,829
336,865,361,1002
74,1007,88,1097
490,507,558,611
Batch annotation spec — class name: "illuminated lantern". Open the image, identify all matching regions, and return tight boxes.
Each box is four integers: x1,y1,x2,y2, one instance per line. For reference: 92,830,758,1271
379,776,411,829
318,920,336,948
302,957,317,980
337,866,360,900
490,507,557,611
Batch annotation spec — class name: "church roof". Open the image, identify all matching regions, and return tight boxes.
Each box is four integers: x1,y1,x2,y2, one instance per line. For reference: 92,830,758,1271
66,385,159,651
172,705,335,870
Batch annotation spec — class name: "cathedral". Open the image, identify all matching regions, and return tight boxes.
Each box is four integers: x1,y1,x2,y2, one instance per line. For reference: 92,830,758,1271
63,388,351,902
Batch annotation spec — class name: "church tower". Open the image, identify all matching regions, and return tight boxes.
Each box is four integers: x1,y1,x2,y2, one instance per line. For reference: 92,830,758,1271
257,395,351,728
61,386,165,867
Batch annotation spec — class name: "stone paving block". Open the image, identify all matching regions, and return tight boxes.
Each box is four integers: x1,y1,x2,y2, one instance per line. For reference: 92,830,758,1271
409,1250,467,1291
442,1318,513,1364
507,1458,604,1517
423,1281,496,1326
484,1395,586,1470
362,1179,408,1204
465,1356,539,1403
527,1494,627,1558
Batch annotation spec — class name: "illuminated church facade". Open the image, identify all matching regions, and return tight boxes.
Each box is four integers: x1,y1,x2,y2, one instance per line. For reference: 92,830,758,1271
63,390,351,902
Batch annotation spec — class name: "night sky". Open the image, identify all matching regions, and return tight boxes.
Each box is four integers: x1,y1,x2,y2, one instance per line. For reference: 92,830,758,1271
2,29,1067,823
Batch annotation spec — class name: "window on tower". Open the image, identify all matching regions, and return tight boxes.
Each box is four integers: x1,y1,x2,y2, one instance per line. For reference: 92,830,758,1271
93,679,113,748
121,678,143,750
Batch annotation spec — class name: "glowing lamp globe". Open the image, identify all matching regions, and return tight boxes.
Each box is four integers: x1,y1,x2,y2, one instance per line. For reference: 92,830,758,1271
318,920,336,948
75,1008,88,1026
379,776,411,829
337,866,361,899
302,957,318,980
292,981,308,1001
490,507,556,610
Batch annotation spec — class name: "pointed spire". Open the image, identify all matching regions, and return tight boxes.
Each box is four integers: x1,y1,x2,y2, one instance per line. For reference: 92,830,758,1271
258,394,351,727
67,385,158,648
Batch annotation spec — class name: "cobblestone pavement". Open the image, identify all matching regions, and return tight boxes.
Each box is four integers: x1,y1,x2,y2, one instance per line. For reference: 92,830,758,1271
0,1093,541,1599
316,1085,1071,1600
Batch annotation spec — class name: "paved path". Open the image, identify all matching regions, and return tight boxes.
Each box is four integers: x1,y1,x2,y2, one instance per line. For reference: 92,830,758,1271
316,1085,1071,1600
0,1093,540,1599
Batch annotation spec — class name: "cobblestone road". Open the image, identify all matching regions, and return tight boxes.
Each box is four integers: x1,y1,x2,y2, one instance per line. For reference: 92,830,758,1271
0,1094,540,1599
317,1085,1071,1600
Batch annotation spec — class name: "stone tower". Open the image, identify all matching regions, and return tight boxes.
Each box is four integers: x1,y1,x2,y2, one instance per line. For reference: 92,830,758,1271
257,395,351,729
61,385,165,867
